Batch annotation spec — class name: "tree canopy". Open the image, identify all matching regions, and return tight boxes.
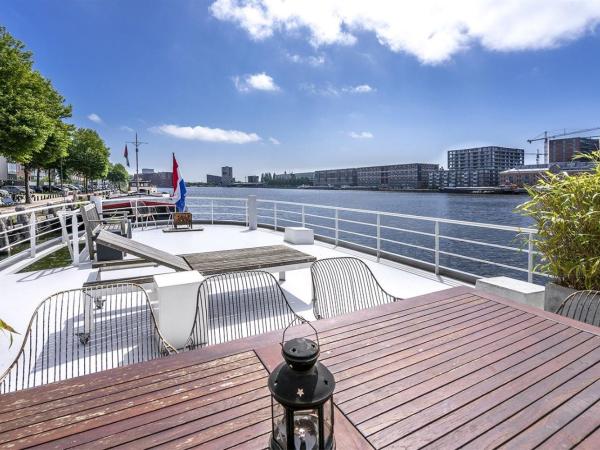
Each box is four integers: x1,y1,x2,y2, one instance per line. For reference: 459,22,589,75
67,128,110,190
107,163,130,191
0,26,72,201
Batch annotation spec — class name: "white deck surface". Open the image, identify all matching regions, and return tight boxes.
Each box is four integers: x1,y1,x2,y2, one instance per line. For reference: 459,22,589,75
0,224,463,374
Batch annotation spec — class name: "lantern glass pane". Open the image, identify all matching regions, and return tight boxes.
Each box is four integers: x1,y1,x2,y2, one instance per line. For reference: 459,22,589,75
323,398,334,446
293,409,319,450
272,399,287,448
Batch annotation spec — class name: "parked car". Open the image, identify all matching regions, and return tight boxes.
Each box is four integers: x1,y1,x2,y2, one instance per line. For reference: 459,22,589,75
1,196,15,207
4,185,25,195
0,189,9,198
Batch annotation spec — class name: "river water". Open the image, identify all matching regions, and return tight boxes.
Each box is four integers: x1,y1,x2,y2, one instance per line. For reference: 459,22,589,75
178,186,538,282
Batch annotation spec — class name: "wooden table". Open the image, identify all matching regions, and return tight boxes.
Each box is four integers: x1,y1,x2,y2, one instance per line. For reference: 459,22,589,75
1,286,599,449
183,245,316,280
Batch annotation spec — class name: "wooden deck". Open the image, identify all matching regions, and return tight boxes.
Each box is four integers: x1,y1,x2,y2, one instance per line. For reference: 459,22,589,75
1,286,599,449
182,244,316,275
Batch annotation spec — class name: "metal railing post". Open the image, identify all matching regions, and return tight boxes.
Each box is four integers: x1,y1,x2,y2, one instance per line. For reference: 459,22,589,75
72,211,79,266
376,213,381,262
134,199,139,226
301,205,305,228
434,221,440,275
335,209,339,246
29,212,36,258
527,232,534,283
211,199,214,224
274,203,278,231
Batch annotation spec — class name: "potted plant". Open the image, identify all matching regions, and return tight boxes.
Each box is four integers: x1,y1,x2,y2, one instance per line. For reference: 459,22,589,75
518,151,600,311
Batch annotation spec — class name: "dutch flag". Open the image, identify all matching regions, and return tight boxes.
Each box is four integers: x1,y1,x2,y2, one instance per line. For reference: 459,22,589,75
172,153,187,212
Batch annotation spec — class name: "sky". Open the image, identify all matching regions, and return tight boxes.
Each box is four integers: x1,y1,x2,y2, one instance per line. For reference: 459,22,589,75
2,0,600,182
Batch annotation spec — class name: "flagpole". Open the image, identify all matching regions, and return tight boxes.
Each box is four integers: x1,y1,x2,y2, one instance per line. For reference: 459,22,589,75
135,133,139,193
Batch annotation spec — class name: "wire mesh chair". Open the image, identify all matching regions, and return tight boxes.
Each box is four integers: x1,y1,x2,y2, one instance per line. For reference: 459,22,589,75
311,257,401,320
186,271,305,350
0,283,176,393
555,290,600,327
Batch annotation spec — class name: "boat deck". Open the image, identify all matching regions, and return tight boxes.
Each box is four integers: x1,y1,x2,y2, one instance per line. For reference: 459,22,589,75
0,224,461,373
1,287,599,449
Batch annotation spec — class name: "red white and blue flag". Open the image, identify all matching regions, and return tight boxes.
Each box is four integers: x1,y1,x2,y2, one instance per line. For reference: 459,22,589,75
172,153,187,212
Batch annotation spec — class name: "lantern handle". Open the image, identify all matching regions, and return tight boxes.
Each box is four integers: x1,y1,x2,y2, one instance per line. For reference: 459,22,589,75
281,318,320,348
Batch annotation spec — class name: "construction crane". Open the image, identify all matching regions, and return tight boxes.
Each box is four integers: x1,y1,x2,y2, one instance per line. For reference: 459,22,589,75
527,127,600,165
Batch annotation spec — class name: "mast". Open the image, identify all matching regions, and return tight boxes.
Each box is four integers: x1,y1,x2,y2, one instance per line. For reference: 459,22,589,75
126,133,147,193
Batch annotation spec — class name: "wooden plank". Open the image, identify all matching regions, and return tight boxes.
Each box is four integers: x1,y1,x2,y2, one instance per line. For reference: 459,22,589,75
355,326,581,437
0,366,266,447
501,378,600,449
334,315,548,405
364,331,594,448
574,426,600,449
0,354,259,429
182,244,316,274
95,230,191,271
538,399,600,450
390,337,600,449
0,351,257,417
459,359,600,449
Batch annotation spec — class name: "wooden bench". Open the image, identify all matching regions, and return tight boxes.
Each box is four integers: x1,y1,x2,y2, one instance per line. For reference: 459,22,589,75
80,204,131,261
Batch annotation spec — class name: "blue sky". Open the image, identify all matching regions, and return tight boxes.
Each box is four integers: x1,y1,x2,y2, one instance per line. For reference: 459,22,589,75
2,0,600,181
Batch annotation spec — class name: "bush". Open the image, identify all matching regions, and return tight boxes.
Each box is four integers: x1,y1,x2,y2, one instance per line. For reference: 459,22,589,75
518,152,600,290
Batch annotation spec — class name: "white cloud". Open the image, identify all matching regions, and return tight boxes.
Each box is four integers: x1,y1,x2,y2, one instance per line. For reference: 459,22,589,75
87,113,103,124
286,53,326,66
211,0,600,64
269,137,281,145
233,72,280,92
300,83,374,96
344,84,375,94
120,125,134,133
300,83,340,97
150,124,261,144
349,131,374,139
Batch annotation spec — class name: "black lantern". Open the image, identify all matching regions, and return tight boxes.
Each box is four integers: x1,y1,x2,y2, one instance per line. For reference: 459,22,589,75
268,334,336,450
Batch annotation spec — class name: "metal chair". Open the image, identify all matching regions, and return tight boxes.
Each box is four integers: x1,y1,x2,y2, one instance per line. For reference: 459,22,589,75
555,290,600,327
0,283,176,393
186,271,305,349
311,257,401,320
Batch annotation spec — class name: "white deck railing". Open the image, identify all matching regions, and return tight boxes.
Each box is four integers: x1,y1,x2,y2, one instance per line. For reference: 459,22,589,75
0,201,90,269
1,195,540,283
114,195,539,284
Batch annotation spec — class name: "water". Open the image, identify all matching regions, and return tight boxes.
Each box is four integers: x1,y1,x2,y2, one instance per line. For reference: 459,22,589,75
176,186,538,282
184,186,531,227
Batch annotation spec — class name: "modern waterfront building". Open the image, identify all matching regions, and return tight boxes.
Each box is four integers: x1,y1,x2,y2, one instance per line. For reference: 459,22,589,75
315,163,437,189
206,174,222,185
273,171,315,183
140,170,172,188
499,161,597,187
549,137,599,163
430,146,525,188
247,175,259,183
221,166,234,185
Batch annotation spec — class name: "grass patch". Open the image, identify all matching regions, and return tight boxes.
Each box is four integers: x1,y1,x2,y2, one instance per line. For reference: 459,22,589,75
18,243,84,272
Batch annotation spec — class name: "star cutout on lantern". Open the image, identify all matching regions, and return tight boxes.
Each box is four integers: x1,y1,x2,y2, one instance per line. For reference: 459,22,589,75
297,388,304,398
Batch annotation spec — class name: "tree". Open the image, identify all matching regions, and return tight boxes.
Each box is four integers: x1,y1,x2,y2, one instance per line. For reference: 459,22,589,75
107,163,130,191
67,128,110,192
0,27,72,202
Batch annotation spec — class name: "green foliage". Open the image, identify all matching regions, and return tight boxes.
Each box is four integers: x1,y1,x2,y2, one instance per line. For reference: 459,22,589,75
0,26,72,202
67,128,110,190
518,152,600,290
0,318,17,347
107,163,130,190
